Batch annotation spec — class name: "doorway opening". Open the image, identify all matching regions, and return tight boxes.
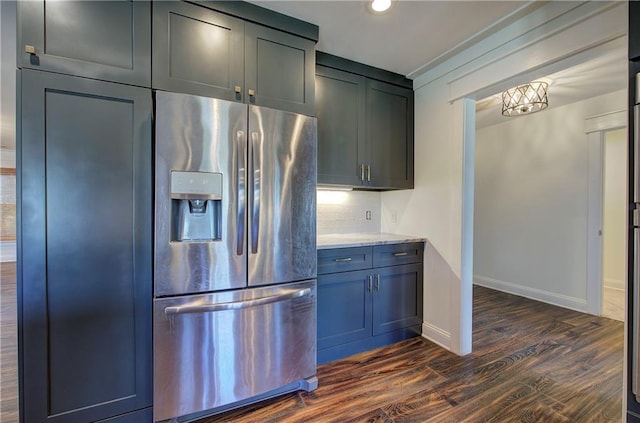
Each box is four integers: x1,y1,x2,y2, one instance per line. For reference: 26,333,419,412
467,65,627,423
471,38,627,318
601,127,627,321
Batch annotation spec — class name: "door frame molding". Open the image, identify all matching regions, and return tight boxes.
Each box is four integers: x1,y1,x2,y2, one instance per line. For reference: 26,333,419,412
585,109,627,315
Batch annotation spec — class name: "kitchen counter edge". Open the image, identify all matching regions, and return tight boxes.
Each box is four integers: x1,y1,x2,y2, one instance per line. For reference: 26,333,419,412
317,233,427,250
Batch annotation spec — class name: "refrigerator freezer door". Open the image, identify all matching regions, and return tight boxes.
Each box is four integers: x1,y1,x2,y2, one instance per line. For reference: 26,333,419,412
153,280,317,422
155,91,248,296
247,105,317,286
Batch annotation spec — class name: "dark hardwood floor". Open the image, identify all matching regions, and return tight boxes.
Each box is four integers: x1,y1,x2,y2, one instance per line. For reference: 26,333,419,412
199,286,624,423
0,273,623,423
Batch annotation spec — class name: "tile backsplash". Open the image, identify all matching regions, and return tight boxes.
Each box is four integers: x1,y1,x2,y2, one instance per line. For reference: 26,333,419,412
317,190,380,235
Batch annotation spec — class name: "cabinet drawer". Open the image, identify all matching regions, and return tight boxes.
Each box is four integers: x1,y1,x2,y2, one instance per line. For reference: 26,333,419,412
318,247,372,275
373,242,424,267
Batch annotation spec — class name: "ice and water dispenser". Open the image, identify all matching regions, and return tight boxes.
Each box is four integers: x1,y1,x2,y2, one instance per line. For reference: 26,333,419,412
170,171,222,242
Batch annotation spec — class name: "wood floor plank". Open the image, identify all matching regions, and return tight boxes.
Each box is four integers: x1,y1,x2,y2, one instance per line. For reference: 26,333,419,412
430,341,565,408
522,366,623,422
344,408,393,423
381,389,454,422
426,380,570,423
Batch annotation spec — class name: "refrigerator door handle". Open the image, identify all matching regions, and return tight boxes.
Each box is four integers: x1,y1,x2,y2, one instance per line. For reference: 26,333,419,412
236,130,247,256
250,131,262,254
163,287,312,315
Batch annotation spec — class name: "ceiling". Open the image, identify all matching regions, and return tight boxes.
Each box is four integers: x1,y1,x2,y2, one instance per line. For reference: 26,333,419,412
249,0,534,77
252,1,627,129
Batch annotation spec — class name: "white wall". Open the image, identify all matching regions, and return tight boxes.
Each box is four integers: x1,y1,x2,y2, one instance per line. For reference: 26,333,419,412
473,90,626,311
381,85,464,350
603,128,627,290
381,1,626,354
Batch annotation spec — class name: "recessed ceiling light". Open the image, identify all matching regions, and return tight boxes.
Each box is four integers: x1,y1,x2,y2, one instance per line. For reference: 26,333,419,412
370,0,392,13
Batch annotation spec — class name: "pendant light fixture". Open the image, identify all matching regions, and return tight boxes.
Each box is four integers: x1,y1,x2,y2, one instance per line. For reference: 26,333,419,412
502,81,548,117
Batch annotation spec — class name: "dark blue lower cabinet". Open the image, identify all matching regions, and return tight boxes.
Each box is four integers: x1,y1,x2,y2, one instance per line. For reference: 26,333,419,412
317,244,424,364
318,270,373,350
373,263,423,336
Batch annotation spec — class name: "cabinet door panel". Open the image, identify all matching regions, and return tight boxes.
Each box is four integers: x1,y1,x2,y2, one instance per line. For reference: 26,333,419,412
245,23,315,116
19,0,150,86
316,66,366,186
20,70,152,422
630,0,640,61
317,270,372,349
152,1,244,101
367,80,414,189
373,263,422,335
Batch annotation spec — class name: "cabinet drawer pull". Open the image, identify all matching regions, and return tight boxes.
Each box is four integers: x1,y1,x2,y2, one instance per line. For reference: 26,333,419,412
375,274,380,291
360,164,365,182
393,252,408,257
366,165,371,182
248,88,256,97
368,275,373,292
334,257,352,262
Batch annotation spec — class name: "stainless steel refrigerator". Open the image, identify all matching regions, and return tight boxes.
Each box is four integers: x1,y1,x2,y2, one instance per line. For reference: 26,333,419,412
152,91,317,422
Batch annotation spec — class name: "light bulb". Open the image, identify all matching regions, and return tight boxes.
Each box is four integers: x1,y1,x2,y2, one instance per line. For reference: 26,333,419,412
371,0,391,13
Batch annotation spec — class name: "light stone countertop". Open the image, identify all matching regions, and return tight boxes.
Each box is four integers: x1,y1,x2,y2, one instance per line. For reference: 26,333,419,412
317,233,427,250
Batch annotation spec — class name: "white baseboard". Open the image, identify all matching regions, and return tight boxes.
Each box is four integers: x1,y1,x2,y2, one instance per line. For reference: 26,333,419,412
603,277,625,291
422,321,451,351
474,275,589,313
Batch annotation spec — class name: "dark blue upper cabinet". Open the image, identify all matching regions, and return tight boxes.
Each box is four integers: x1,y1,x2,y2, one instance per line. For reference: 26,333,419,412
152,1,244,102
152,1,316,116
316,65,366,186
316,53,414,189
18,0,151,87
245,22,315,116
366,79,414,189
630,1,640,61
